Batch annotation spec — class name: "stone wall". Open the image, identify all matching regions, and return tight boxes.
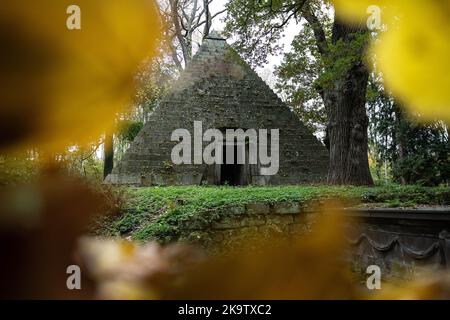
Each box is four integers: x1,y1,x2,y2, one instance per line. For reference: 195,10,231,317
174,203,450,279
345,208,450,280
176,201,318,247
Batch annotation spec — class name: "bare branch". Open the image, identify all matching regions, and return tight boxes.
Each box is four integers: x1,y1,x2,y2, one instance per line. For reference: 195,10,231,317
169,0,190,63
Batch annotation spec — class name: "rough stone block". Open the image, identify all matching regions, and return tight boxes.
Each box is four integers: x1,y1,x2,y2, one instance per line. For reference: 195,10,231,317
210,232,224,242
267,215,294,225
293,214,306,224
288,223,310,235
179,219,204,230
258,224,284,235
273,202,301,214
305,213,318,223
212,217,241,229
302,203,320,213
221,228,247,239
104,173,141,185
222,205,246,215
240,216,266,227
246,203,271,214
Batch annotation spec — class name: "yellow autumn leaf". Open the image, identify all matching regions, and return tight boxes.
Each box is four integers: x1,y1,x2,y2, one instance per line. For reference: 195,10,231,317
330,0,450,122
373,3,450,122
0,0,162,152
375,272,450,300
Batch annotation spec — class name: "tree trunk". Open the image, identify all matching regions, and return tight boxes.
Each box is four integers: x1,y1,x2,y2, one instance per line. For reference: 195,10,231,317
202,0,212,38
103,133,114,179
325,20,373,185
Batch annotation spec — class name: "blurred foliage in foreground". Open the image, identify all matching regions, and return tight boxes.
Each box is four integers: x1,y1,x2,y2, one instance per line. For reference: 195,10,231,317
0,0,161,153
331,0,450,123
81,215,450,300
3,177,450,300
0,0,449,300
83,205,361,299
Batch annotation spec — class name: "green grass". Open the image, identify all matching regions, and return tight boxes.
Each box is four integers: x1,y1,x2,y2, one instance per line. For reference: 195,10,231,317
94,184,449,243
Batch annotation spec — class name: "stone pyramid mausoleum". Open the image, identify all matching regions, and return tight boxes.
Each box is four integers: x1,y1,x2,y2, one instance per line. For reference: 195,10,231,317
105,32,329,186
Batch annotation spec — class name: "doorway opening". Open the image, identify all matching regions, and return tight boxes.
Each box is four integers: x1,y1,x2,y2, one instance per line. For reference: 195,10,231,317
220,142,245,186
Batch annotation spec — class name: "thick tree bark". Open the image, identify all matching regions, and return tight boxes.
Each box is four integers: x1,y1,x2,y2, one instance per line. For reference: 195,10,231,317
103,133,114,179
324,20,374,185
202,0,212,38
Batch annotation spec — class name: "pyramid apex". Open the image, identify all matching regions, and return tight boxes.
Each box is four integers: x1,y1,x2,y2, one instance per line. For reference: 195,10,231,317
205,30,226,41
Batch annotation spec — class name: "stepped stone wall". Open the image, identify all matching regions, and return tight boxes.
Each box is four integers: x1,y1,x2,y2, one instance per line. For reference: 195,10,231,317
175,201,320,248
106,33,329,186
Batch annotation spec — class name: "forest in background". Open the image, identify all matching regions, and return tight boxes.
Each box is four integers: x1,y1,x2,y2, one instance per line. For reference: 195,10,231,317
1,0,448,188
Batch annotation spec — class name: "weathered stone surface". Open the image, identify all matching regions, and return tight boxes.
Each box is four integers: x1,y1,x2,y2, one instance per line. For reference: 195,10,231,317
273,202,301,214
240,226,259,234
211,217,241,229
221,205,246,215
258,224,284,235
293,214,306,224
221,228,253,239
105,33,329,186
240,216,266,227
210,232,224,242
267,215,294,225
288,223,310,235
179,219,207,230
305,213,318,224
246,203,271,214
301,203,321,213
